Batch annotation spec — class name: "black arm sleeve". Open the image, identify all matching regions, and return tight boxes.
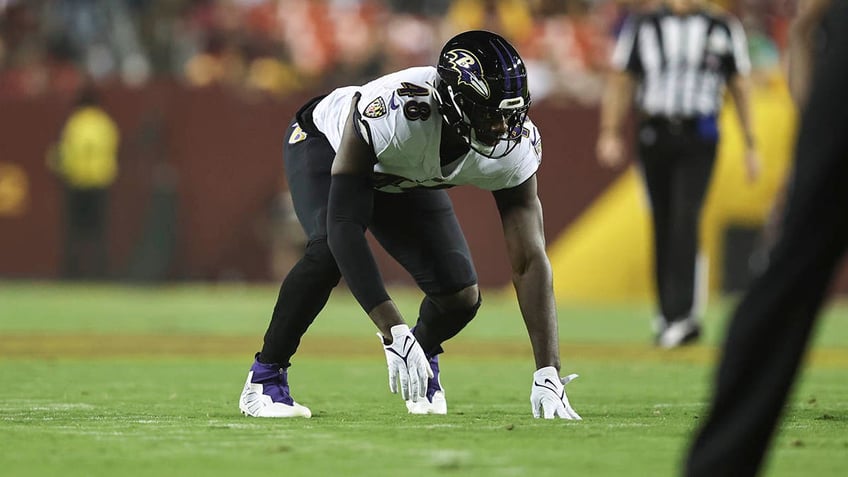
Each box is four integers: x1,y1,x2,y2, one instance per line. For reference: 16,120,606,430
326,173,390,313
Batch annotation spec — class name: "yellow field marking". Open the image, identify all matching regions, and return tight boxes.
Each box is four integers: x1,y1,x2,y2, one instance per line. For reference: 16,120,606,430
1,334,846,368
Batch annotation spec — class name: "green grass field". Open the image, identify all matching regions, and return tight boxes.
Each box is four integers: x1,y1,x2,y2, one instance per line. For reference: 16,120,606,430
1,282,847,477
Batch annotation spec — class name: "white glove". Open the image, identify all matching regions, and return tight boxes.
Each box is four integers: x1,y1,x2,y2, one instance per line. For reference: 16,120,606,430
377,324,433,402
531,366,582,420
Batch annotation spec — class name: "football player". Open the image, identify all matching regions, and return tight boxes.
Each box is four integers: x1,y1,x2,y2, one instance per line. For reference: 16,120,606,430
239,30,581,420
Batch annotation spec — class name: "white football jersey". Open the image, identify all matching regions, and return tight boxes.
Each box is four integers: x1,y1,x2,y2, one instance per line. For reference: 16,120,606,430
310,66,542,192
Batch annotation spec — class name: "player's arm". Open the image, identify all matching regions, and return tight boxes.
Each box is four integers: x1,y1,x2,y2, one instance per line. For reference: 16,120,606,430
327,93,405,334
492,174,559,371
494,175,581,419
327,93,431,401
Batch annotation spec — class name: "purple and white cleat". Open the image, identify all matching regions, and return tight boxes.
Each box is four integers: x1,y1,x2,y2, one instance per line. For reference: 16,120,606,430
406,354,447,415
239,355,311,418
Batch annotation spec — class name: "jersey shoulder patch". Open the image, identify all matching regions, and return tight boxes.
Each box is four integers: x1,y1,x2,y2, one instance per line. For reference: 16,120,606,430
525,124,542,162
363,97,387,118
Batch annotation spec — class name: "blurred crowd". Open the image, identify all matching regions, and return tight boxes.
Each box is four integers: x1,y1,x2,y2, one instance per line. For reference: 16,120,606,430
0,0,793,104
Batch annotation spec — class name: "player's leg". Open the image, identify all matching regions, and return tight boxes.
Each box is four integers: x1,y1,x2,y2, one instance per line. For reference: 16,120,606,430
240,119,338,418
372,188,480,354
263,125,342,365
371,188,481,414
687,8,848,473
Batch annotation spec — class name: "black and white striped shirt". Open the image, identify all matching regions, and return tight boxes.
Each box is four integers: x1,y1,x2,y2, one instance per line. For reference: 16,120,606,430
612,6,750,118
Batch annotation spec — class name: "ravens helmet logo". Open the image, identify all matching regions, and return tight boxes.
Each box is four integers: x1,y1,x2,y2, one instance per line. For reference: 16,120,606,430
444,49,490,99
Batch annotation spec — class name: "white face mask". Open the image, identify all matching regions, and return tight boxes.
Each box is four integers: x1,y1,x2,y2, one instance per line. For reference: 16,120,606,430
468,126,524,159
465,107,526,159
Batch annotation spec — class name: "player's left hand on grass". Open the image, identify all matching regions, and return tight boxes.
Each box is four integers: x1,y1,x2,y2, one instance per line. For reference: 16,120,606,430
378,324,433,402
531,366,582,420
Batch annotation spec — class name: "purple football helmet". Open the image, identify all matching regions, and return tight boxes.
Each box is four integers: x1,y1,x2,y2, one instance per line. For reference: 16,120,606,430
435,30,531,158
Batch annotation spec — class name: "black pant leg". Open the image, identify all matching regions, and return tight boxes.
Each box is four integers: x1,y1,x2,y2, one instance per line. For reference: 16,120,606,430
258,123,342,367
638,127,675,322
63,187,109,279
686,148,848,477
664,136,716,321
63,187,84,279
686,6,848,475
260,238,341,367
639,125,715,323
84,188,109,279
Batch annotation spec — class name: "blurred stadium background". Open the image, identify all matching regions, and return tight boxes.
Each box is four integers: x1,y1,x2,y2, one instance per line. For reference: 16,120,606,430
0,0,823,302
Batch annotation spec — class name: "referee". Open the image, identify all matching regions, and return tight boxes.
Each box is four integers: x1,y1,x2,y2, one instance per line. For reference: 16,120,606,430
596,0,761,348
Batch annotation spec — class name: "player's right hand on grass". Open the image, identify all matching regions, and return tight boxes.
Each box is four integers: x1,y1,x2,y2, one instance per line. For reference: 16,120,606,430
377,324,433,402
531,366,582,420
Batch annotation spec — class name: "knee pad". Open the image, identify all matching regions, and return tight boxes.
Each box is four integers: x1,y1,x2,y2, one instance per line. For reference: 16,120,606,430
414,289,481,356
425,286,481,322
453,289,482,324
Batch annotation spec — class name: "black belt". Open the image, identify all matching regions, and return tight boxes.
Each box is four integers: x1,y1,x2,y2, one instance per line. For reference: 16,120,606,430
642,116,700,129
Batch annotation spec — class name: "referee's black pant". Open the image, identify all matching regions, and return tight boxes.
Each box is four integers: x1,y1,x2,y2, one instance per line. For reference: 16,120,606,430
686,4,848,476
637,117,717,325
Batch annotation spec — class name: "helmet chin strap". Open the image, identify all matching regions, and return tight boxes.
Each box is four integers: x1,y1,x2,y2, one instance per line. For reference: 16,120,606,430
444,84,467,135
433,81,463,130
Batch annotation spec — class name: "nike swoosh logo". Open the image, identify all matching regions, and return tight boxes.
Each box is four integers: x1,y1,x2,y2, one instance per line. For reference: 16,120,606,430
533,379,564,398
386,335,416,363
389,93,400,110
